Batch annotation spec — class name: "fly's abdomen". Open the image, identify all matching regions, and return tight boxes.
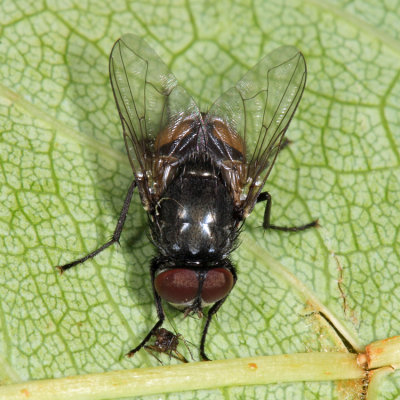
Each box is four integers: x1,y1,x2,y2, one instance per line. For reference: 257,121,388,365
154,168,236,260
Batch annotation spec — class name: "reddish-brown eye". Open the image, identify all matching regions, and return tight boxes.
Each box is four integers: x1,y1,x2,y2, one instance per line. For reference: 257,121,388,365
154,269,199,304
202,268,234,303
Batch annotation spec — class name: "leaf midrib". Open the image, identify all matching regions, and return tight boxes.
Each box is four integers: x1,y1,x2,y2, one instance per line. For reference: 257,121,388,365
0,83,128,165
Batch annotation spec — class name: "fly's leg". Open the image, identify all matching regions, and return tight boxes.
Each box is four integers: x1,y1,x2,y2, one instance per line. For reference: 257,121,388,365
279,137,291,151
199,265,237,361
126,294,165,357
126,258,165,357
199,298,228,361
57,180,137,273
257,191,318,232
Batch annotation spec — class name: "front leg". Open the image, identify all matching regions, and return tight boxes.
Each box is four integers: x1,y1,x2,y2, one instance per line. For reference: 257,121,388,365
257,191,318,232
199,297,228,361
200,264,237,361
125,294,165,357
126,258,165,357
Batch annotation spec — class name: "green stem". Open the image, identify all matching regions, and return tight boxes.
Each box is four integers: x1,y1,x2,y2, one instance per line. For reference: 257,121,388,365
366,336,400,369
0,353,364,400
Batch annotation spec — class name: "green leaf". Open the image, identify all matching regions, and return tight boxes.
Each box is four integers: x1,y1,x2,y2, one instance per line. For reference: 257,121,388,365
1,0,400,399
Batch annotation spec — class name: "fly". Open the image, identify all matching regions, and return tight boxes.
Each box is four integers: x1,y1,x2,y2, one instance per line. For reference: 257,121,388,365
57,34,318,361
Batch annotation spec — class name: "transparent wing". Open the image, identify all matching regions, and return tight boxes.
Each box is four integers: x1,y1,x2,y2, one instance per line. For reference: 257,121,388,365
109,34,200,205
208,46,306,215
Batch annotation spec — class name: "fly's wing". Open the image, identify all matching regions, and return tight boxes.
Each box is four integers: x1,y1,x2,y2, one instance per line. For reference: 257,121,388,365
109,34,200,208
208,46,306,216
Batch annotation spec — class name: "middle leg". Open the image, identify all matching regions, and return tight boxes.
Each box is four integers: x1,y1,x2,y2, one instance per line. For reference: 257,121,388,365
257,191,318,232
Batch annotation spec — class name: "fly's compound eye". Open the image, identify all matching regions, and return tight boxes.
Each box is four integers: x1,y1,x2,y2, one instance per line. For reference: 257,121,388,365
155,269,198,304
154,268,234,306
202,268,234,303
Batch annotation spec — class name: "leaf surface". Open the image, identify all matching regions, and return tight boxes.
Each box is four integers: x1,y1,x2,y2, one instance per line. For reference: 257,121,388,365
1,0,400,398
